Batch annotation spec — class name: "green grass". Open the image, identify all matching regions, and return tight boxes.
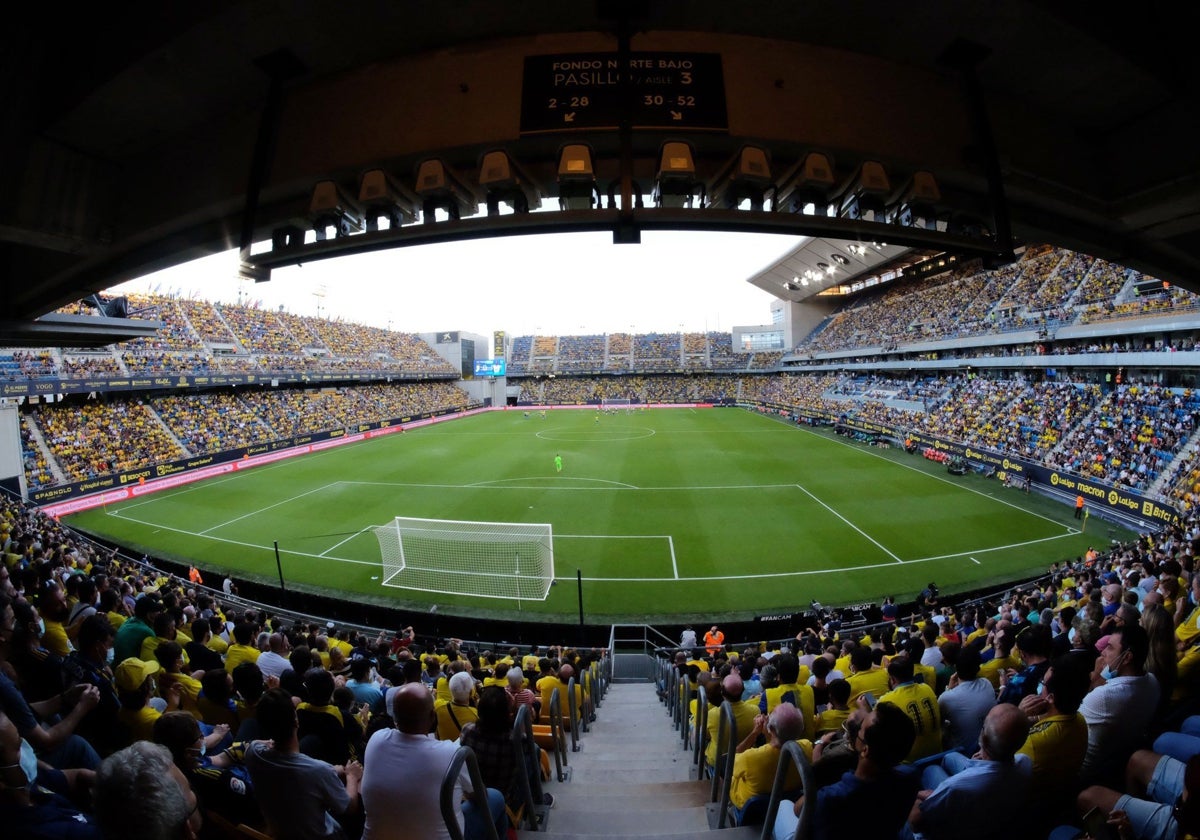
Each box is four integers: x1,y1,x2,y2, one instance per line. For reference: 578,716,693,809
65,408,1128,622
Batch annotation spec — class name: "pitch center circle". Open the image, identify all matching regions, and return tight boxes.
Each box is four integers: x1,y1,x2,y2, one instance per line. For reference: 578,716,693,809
536,428,656,443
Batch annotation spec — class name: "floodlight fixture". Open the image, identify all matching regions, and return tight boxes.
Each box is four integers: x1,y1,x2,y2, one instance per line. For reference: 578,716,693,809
772,151,836,215
478,149,543,216
557,143,601,210
414,158,481,223
708,145,772,210
836,161,891,222
308,180,363,241
888,171,942,229
358,169,421,231
652,141,706,208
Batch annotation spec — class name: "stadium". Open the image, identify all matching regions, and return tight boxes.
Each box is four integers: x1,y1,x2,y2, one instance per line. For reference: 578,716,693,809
4,5,1200,840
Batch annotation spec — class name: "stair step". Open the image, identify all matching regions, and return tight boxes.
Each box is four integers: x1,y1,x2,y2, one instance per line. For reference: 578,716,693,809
516,829,760,840
531,681,746,837
543,804,709,835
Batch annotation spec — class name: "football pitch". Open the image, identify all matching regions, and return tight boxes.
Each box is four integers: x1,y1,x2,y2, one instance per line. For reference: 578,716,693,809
65,407,1123,623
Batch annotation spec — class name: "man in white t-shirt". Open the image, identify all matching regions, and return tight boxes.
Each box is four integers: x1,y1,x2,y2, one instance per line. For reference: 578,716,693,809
361,683,506,840
1079,624,1160,786
255,633,292,681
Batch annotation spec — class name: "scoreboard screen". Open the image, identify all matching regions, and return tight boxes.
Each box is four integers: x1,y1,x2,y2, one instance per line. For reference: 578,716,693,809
473,359,507,377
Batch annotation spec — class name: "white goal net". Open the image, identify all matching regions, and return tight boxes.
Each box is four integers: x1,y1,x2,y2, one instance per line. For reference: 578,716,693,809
373,516,555,601
601,398,632,409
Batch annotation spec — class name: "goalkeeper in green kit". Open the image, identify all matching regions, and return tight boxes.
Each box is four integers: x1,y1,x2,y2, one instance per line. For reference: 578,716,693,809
555,453,563,473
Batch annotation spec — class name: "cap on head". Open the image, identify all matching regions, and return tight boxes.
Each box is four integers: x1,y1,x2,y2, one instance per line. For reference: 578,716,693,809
115,657,161,692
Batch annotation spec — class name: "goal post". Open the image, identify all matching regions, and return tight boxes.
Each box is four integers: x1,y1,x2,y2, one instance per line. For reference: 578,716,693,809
373,516,555,601
601,397,631,409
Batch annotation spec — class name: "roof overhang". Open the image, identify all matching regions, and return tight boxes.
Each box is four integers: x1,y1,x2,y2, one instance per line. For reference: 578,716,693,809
748,238,917,302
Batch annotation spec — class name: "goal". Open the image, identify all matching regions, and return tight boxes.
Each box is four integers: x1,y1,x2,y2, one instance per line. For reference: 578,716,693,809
373,516,555,601
601,397,632,409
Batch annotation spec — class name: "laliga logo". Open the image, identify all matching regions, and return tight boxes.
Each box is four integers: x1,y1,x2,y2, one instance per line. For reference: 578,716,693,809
1050,473,1061,486
1003,459,1011,469
1108,490,1119,505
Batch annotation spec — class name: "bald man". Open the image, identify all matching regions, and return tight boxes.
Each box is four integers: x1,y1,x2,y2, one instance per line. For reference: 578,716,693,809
730,702,805,820
256,632,291,681
556,664,585,725
361,684,506,840
705,673,761,768
907,704,1032,840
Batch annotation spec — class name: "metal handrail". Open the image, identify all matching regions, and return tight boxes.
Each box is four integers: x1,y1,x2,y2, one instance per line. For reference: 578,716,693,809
510,704,545,831
439,746,500,840
565,677,581,752
759,740,817,840
544,687,568,782
693,688,709,771
709,700,735,809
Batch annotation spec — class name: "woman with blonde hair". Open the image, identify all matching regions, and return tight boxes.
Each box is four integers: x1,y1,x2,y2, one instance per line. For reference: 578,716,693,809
1143,602,1178,709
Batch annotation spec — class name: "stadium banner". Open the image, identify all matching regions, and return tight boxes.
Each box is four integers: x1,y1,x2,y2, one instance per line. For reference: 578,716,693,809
0,370,451,398
33,405,485,511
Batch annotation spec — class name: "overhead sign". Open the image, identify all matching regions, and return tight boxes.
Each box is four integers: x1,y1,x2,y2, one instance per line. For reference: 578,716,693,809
520,52,728,134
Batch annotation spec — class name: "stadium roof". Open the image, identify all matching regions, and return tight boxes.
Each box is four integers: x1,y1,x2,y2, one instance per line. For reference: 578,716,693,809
4,2,1199,344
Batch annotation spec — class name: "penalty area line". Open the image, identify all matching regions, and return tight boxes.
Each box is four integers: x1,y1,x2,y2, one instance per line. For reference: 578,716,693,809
102,510,378,568
794,483,904,564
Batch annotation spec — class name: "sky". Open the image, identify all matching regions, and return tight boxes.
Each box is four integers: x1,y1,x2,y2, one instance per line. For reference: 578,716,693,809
108,230,801,338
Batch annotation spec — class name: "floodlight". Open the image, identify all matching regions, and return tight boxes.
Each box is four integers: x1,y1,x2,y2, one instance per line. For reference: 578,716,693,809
707,145,772,210
413,158,481,223
836,161,891,222
888,171,942,230
652,141,706,208
358,169,421,231
478,149,543,216
557,143,601,210
308,180,363,240
773,152,836,215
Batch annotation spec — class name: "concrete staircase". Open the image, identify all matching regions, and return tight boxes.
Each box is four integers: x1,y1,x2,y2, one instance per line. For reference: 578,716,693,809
518,682,759,840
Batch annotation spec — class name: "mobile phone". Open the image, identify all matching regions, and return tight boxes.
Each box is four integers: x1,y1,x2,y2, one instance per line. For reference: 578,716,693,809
863,692,877,710
1082,807,1114,840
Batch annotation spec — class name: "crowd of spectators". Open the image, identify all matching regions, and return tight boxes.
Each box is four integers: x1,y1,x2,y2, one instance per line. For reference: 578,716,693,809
0,351,57,381
660,520,1200,839
519,374,740,405
556,335,606,371
1046,385,1198,492
7,294,456,384
506,330,763,375
0,490,604,839
33,400,184,483
633,332,682,370
794,246,1200,359
23,363,1166,515
22,382,471,489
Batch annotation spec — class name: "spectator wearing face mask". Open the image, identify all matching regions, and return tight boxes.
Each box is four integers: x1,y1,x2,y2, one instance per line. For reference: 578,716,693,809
1079,623,1160,787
